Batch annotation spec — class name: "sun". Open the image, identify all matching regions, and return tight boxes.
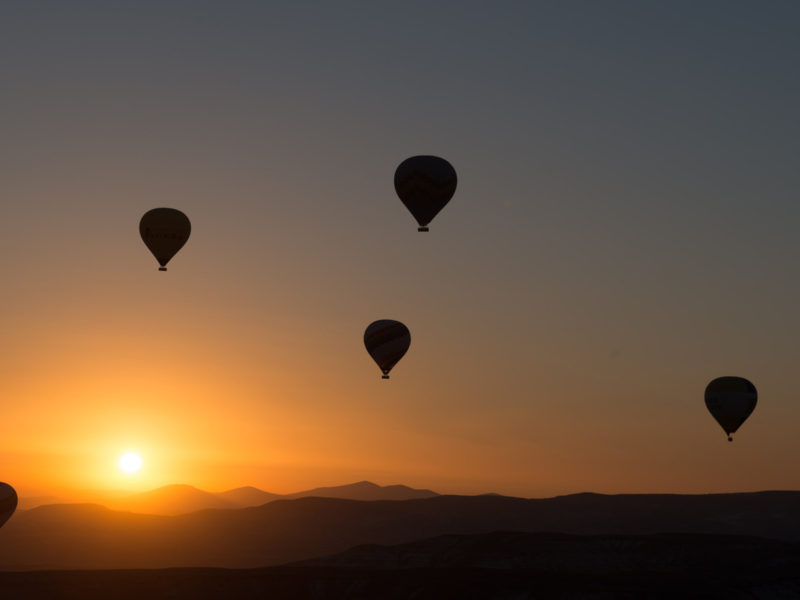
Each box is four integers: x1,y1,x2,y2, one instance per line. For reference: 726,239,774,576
119,452,143,474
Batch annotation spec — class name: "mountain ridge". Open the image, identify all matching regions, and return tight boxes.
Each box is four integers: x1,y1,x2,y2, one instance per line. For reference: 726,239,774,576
2,490,799,570
19,481,441,516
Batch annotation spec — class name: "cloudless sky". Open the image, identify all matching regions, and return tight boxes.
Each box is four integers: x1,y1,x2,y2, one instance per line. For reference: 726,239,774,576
1,1,799,500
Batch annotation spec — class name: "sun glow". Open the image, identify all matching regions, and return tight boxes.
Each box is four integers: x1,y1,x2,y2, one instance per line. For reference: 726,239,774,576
119,452,143,474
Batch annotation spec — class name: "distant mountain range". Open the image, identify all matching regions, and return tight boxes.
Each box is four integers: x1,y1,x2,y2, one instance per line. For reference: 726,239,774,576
1,490,799,570
19,481,439,515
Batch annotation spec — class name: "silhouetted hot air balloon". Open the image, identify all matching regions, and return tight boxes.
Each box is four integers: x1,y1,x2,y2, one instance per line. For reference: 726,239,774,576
0,482,17,529
139,208,191,271
705,377,757,442
364,320,411,379
394,155,457,231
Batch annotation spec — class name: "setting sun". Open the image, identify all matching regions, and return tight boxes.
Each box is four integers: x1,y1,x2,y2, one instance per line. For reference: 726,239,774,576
119,452,143,474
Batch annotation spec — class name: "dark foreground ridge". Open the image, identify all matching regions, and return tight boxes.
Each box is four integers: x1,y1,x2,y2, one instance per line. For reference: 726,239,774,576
1,531,798,599
1,491,800,570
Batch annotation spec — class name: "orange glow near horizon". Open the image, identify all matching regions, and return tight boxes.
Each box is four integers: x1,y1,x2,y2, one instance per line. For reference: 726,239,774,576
1,285,799,502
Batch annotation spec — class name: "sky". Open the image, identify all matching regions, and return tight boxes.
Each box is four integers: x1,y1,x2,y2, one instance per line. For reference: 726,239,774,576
1,1,799,500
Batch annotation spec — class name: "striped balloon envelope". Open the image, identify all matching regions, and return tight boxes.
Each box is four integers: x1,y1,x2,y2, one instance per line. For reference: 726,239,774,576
704,377,757,442
0,482,17,529
364,320,411,379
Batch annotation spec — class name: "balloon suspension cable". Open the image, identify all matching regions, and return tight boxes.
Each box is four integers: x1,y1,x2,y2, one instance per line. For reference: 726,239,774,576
382,375,390,379
159,267,167,271
417,226,429,232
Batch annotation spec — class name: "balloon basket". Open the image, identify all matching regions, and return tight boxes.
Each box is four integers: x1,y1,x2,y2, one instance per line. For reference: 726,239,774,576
159,267,167,271
381,375,390,379
417,227,429,232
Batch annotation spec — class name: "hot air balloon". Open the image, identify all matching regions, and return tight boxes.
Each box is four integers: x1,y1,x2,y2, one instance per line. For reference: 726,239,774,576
704,376,757,441
364,320,411,379
394,155,457,231
0,482,17,529
139,208,191,271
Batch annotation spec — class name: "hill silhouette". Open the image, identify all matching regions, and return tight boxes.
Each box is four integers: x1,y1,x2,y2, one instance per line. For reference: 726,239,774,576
1,531,798,598
283,481,437,502
110,485,237,515
1,491,799,570
215,486,282,508
23,481,439,515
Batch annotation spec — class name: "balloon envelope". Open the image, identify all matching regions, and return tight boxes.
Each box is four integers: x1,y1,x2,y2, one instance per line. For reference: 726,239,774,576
394,155,457,231
704,376,757,441
0,482,17,529
139,208,191,270
364,320,411,378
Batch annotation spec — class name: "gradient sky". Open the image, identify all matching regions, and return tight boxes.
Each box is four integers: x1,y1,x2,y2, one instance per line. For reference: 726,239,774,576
1,1,799,500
